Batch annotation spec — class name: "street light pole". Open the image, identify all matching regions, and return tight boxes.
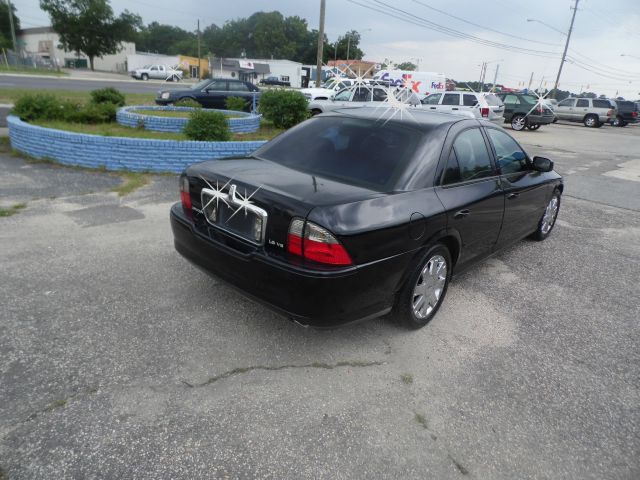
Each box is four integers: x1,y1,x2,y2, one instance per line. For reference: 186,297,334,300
6,0,17,54
551,0,579,98
315,0,326,87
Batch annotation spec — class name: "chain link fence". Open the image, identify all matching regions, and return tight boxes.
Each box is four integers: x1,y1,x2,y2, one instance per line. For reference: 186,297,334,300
1,49,60,70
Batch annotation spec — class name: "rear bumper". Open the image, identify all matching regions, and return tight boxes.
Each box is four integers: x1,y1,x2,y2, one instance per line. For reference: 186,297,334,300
170,204,404,327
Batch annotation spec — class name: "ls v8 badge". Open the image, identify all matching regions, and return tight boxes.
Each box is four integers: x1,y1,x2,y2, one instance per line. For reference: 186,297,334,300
200,177,267,245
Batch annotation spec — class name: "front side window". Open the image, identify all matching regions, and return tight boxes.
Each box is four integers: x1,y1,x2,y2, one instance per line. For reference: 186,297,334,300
444,128,494,184
333,89,353,101
205,80,227,91
372,88,388,102
422,93,442,105
442,93,461,106
558,98,575,107
352,87,371,102
487,128,528,174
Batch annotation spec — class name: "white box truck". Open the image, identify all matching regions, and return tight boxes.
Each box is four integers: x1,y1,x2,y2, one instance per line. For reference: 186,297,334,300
373,70,446,97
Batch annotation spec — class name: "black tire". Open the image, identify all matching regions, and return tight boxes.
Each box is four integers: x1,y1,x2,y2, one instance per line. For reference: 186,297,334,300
584,114,599,128
511,114,526,131
531,189,561,241
527,123,541,130
392,244,452,329
141,73,149,81
310,109,322,116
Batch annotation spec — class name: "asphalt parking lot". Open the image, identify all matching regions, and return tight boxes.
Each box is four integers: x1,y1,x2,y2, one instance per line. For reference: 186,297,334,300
1,122,639,479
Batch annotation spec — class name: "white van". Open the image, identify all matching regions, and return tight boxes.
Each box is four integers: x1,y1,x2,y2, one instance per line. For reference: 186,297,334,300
372,70,446,97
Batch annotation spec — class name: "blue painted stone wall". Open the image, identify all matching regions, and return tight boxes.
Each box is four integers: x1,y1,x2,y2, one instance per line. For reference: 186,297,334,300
8,116,266,173
116,106,261,133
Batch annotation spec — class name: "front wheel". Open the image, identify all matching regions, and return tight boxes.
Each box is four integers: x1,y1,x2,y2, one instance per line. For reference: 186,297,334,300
531,189,561,241
141,73,149,81
310,109,322,116
527,123,541,130
393,244,452,329
511,114,526,131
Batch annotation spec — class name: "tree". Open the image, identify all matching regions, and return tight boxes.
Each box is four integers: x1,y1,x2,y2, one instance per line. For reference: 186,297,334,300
330,30,364,60
136,22,194,55
40,0,141,70
0,1,20,50
396,61,416,71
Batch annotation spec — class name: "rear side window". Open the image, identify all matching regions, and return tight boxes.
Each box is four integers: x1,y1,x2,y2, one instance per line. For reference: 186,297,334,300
576,99,589,107
503,94,520,105
206,80,227,90
352,87,371,102
442,93,460,106
593,99,612,108
463,94,478,107
443,129,494,184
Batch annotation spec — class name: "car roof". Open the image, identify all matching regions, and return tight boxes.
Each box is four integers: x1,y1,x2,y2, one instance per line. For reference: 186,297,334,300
323,106,470,130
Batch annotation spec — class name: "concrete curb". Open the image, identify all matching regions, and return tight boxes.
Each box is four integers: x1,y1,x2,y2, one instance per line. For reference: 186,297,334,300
7,115,266,173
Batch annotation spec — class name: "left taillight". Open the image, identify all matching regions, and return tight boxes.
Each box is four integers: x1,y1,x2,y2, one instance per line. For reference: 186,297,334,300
287,219,352,266
179,175,192,217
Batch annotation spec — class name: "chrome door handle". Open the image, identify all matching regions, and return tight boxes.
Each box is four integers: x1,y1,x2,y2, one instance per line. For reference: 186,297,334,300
507,192,519,199
452,107,459,110
430,107,436,109
454,209,470,219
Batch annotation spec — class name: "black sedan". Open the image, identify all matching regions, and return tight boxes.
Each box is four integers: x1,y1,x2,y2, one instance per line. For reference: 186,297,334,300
171,108,563,329
156,78,260,109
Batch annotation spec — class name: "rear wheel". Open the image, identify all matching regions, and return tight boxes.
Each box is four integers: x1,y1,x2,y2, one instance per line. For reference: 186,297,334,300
393,244,451,329
584,114,599,128
531,189,561,241
527,123,541,130
511,114,526,131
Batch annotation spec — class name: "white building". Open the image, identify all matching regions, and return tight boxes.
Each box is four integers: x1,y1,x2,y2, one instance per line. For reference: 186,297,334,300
17,26,135,72
209,57,303,88
126,52,180,72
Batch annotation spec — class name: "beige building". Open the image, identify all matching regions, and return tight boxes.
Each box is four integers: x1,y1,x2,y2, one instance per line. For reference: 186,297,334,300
17,26,135,72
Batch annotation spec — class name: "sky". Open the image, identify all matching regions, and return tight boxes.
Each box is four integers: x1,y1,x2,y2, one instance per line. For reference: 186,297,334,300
15,0,640,99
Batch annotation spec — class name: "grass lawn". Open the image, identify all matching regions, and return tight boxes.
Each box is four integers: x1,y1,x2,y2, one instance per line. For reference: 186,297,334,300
32,119,284,142
134,109,247,119
0,66,67,76
0,88,155,105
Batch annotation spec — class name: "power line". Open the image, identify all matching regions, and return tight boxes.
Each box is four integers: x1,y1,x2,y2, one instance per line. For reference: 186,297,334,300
410,0,561,47
346,0,560,59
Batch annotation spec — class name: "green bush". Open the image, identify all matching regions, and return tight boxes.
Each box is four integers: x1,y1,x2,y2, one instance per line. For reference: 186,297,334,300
12,93,64,121
70,102,117,124
173,98,202,108
183,110,231,141
258,90,309,129
90,87,125,107
225,96,248,112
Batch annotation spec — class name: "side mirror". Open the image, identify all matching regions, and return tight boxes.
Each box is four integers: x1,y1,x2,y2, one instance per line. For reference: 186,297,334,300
532,156,554,172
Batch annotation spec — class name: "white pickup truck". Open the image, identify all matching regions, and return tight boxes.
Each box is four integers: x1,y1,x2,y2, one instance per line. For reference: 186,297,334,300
130,64,183,81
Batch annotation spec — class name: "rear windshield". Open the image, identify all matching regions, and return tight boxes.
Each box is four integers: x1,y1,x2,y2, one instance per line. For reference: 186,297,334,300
254,116,423,191
483,94,503,106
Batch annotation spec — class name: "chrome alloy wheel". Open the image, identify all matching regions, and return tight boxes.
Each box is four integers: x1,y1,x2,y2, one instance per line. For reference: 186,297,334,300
541,195,559,234
512,115,526,131
412,255,447,319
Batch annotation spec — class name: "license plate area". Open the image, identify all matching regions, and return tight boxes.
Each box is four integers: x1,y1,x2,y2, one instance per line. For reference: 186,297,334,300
201,186,267,245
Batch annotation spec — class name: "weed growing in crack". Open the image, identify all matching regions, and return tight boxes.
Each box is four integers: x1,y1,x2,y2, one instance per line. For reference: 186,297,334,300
401,373,413,384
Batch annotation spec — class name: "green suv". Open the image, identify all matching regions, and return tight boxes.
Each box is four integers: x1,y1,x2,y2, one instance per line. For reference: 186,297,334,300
496,93,555,131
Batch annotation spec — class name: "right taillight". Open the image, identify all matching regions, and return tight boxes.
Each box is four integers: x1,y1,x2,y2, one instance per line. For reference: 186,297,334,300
287,218,352,266
607,109,614,117
480,107,489,117
179,175,192,217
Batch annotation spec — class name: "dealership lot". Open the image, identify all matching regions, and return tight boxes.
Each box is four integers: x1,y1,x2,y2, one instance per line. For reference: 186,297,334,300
1,123,638,479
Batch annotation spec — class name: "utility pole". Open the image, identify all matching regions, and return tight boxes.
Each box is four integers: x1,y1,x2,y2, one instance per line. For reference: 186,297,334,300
478,62,485,91
492,64,500,92
552,0,579,98
197,19,201,80
527,71,534,90
315,0,326,87
6,0,17,56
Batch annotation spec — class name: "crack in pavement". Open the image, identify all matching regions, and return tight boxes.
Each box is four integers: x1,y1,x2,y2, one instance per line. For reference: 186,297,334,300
183,360,386,388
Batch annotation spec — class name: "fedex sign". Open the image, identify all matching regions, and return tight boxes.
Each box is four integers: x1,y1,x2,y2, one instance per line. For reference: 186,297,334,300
375,70,446,96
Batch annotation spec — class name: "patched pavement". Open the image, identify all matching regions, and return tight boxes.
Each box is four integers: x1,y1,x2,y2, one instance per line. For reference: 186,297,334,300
1,123,639,479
